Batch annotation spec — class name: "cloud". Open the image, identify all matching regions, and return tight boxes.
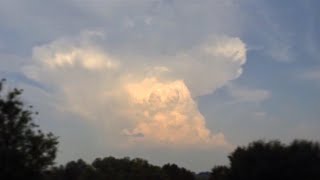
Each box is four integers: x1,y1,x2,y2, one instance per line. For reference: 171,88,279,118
33,46,118,71
227,84,271,103
23,31,247,149
266,43,293,63
123,77,230,148
170,36,247,97
253,111,267,117
300,69,320,81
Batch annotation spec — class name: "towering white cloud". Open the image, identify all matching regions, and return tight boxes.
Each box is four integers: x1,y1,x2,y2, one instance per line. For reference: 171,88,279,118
123,77,230,148
26,32,246,149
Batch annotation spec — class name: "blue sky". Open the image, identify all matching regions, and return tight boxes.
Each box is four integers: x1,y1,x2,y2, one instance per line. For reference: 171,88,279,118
1,0,319,172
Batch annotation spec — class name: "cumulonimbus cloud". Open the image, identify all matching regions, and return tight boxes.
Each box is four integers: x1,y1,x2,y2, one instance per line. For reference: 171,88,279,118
25,31,246,149
123,77,230,148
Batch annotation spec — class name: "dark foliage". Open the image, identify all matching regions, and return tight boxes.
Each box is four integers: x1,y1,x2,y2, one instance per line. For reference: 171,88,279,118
44,157,195,180
195,172,210,180
44,159,99,180
162,163,195,180
210,140,320,180
209,166,229,180
0,79,58,179
92,157,165,180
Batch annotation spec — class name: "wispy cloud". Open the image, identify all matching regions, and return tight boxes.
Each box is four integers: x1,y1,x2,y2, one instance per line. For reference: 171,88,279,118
300,69,320,81
227,84,271,103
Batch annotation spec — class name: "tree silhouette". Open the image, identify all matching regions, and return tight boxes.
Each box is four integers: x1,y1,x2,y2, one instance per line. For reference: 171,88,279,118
0,79,58,179
209,140,320,180
92,157,165,180
162,163,195,180
44,157,198,180
209,166,229,180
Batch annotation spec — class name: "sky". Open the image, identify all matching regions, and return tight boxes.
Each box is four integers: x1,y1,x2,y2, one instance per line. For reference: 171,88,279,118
0,0,320,172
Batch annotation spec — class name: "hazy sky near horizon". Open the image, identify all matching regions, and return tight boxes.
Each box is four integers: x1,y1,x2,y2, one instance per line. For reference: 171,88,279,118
1,0,320,172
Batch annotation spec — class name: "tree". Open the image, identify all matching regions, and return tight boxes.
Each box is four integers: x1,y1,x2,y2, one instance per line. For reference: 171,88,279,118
162,163,195,180
209,166,229,180
45,157,199,180
0,79,58,179
210,140,320,180
92,157,165,180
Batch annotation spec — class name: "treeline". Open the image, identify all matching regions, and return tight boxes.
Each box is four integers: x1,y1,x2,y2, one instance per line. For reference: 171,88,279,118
1,80,320,180
42,140,320,180
44,157,195,180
